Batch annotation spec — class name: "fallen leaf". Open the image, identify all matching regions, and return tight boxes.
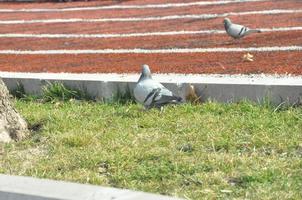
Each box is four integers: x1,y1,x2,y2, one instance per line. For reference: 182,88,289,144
242,53,254,62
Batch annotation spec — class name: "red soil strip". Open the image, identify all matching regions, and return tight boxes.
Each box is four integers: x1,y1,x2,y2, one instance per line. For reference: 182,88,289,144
0,31,301,50
0,0,301,76
1,1,301,20
0,0,214,10
0,13,301,34
0,1,110,9
0,52,301,75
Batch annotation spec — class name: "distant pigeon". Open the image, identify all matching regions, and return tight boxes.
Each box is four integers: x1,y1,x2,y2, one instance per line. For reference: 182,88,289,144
133,64,182,109
223,18,261,39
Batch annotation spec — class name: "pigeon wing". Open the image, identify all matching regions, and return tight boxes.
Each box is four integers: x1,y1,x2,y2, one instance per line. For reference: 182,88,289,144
149,83,182,108
228,23,248,39
152,94,182,108
134,79,165,106
134,79,180,108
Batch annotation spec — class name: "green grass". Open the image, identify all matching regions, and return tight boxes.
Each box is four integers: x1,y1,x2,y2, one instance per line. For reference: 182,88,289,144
41,81,91,102
1,100,302,199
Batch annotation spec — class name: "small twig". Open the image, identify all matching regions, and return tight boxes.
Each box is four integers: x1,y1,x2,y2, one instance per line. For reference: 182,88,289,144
181,174,203,186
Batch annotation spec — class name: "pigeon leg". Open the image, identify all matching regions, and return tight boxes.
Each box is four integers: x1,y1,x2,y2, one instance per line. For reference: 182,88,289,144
160,106,164,114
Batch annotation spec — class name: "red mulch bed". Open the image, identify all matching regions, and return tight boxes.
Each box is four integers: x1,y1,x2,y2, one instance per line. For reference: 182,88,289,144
0,0,301,75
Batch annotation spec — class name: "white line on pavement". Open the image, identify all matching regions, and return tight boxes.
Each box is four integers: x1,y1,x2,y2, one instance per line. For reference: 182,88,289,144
0,46,301,54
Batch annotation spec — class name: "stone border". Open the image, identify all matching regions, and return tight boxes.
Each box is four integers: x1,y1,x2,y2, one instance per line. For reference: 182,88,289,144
0,174,182,200
1,72,302,105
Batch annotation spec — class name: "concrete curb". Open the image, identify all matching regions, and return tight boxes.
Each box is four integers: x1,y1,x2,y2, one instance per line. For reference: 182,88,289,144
0,174,182,200
1,72,302,105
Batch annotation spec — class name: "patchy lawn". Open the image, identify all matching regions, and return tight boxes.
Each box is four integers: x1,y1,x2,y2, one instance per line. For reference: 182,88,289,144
1,100,302,199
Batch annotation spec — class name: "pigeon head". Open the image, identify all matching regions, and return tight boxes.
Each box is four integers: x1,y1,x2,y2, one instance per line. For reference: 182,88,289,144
223,18,232,30
138,64,152,81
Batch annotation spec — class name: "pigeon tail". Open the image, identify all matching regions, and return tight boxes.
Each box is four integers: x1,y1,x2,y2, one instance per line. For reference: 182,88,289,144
246,29,262,35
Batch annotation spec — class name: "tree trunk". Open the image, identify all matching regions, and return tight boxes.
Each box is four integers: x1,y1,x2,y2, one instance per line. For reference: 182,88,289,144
0,79,29,143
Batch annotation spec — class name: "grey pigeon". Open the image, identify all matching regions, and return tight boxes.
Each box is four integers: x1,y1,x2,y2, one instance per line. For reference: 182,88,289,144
133,64,182,109
223,18,261,39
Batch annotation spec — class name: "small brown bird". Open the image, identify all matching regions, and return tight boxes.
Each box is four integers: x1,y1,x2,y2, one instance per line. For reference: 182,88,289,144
185,84,201,104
